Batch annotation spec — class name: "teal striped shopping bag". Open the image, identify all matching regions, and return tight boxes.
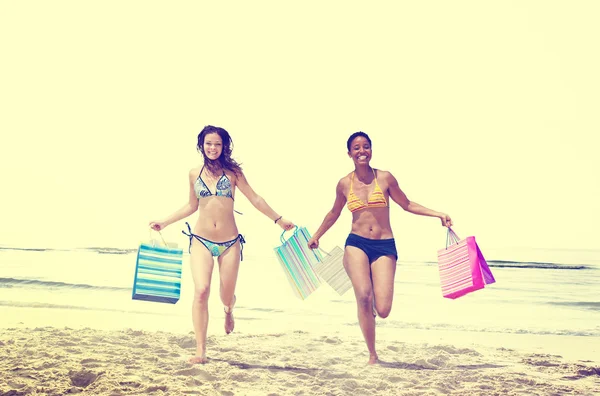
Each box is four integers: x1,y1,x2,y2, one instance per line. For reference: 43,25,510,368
132,234,183,304
274,227,322,300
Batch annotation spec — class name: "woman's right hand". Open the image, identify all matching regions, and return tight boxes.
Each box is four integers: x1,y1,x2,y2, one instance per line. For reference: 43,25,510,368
307,237,319,250
149,221,166,231
277,217,295,231
438,213,453,228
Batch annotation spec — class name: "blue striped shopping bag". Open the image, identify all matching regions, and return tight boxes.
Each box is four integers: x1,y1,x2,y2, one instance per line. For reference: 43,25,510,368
274,226,322,300
132,234,183,304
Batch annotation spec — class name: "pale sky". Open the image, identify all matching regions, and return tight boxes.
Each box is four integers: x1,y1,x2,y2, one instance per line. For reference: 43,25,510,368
1,1,598,260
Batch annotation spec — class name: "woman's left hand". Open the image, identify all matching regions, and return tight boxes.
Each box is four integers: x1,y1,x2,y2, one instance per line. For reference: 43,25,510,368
439,213,453,227
277,217,295,231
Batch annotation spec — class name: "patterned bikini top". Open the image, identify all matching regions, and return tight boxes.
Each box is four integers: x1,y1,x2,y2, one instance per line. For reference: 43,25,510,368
194,166,233,199
346,169,388,213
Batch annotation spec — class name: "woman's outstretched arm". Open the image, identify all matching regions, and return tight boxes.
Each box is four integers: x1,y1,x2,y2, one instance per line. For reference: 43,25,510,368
235,171,294,231
308,179,347,249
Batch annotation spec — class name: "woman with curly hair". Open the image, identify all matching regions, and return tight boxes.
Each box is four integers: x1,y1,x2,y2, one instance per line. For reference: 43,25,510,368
150,125,294,364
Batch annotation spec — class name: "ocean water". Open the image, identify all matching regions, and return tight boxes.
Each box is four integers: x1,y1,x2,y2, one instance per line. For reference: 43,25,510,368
1,245,599,362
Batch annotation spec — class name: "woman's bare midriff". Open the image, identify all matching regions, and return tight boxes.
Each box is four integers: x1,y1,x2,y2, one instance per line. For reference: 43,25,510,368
350,208,394,240
193,198,239,241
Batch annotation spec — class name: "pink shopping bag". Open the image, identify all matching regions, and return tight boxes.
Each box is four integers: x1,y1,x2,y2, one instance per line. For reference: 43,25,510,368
436,228,495,299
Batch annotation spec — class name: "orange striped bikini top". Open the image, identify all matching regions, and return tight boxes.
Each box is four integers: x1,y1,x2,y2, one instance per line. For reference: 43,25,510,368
346,169,388,213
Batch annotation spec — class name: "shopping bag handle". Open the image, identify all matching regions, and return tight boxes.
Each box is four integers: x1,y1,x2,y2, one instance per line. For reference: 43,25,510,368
280,226,299,244
445,227,461,248
149,228,168,247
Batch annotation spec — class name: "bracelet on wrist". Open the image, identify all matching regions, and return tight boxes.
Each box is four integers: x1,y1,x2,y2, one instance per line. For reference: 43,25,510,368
274,215,283,224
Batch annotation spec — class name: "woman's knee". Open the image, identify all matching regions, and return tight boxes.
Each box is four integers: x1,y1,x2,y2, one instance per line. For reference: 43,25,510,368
355,290,374,309
376,303,392,318
193,285,211,303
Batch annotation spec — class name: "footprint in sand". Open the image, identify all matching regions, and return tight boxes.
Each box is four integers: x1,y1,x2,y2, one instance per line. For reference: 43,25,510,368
319,336,343,345
341,379,361,391
34,361,59,370
228,372,261,383
387,376,407,384
324,358,341,366
185,377,203,387
118,374,147,390
119,381,143,390
56,341,79,347
149,375,169,383
455,373,479,383
521,358,560,367
146,385,168,393
80,358,102,364
68,370,100,388
7,381,27,389
174,367,216,381
215,346,236,353
432,345,481,356
12,367,35,379
427,355,450,368
118,358,136,366
23,348,37,356
574,365,600,377
322,371,353,380
413,359,441,370
514,377,538,386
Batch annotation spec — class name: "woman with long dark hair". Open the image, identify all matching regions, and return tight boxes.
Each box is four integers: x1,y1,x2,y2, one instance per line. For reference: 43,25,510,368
150,125,294,364
307,131,452,364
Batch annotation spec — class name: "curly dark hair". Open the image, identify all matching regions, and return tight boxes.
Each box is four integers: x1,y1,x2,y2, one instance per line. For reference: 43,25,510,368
346,131,372,151
197,125,243,176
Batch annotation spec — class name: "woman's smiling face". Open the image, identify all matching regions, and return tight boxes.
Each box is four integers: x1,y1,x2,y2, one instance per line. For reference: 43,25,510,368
348,135,372,166
203,133,223,160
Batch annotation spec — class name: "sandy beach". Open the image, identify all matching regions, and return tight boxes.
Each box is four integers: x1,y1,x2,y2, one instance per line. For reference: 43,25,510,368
2,248,600,395
1,326,598,396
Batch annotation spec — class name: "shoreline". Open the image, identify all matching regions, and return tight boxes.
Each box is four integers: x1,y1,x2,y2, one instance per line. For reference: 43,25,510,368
2,303,600,367
2,304,599,365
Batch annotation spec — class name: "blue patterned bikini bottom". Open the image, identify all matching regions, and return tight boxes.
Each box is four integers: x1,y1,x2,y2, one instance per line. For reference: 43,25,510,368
182,222,245,261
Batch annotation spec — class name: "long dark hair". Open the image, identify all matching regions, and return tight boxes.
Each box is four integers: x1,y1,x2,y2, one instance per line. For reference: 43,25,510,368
346,131,372,151
197,125,243,176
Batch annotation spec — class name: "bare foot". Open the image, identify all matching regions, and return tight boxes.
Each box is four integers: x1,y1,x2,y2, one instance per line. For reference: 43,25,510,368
188,355,207,364
224,295,236,334
189,346,207,364
367,354,379,365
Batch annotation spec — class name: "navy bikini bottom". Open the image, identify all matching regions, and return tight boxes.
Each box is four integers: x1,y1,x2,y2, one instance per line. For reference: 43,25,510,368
345,233,397,264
